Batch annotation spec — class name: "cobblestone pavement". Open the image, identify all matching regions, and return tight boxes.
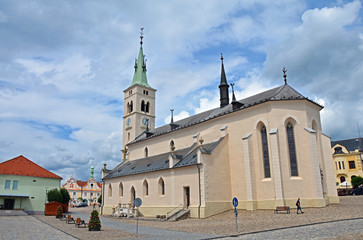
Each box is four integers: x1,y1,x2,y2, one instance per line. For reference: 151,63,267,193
218,218,363,240
0,215,77,240
2,196,362,240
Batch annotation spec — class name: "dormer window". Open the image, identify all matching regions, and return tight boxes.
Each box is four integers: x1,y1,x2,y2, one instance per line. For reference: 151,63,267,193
334,147,343,154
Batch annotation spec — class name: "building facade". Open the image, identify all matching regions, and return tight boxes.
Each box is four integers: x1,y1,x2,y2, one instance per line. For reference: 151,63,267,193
0,155,62,214
331,138,363,186
62,165,102,205
102,34,338,218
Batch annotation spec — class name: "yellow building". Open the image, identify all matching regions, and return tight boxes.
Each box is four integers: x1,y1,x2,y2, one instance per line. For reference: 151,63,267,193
62,165,102,205
331,138,363,187
102,34,338,218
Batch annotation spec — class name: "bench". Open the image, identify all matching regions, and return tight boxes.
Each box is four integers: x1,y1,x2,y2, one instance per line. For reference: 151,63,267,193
66,215,75,224
75,218,88,228
274,206,290,214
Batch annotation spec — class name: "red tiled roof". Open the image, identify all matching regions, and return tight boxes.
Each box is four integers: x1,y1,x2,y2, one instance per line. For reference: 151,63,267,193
97,182,102,188
76,180,87,187
0,155,62,179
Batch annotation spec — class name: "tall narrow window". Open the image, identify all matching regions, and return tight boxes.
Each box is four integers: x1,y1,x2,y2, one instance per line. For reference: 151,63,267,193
342,161,345,169
158,178,165,196
260,126,271,178
12,180,18,190
119,182,123,197
143,180,149,196
145,147,148,157
287,122,298,176
108,184,112,197
5,180,10,189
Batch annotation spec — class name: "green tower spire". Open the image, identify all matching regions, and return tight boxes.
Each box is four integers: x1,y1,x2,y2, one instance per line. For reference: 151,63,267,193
130,28,151,88
90,162,94,180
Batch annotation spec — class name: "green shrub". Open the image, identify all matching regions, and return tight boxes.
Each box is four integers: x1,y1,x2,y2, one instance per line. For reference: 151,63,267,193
47,188,62,203
60,188,71,204
97,194,102,204
352,176,363,188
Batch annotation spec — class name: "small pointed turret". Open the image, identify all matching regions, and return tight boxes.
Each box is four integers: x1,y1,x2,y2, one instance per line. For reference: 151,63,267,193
219,53,229,108
130,28,151,88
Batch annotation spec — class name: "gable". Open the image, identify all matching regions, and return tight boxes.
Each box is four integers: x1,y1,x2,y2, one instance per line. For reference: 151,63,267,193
0,155,62,179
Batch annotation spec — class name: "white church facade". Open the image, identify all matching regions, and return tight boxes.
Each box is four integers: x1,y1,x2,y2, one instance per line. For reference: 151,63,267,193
101,34,338,218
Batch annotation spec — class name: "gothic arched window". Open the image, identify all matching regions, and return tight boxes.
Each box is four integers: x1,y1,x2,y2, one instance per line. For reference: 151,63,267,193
286,122,298,176
143,180,149,196
108,183,112,197
260,125,271,178
158,178,165,196
119,182,123,197
144,147,148,157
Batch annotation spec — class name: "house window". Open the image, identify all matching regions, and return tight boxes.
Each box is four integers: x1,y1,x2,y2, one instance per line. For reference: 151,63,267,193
339,162,341,170
158,178,165,196
70,183,74,188
340,176,346,183
12,180,18,190
73,192,76,196
90,193,93,197
260,125,271,178
143,180,149,196
342,161,345,169
286,122,298,176
5,180,10,189
83,192,87,197
349,161,356,169
334,147,343,154
91,183,94,188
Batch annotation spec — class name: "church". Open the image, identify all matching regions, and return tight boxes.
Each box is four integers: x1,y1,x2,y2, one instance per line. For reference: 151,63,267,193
101,33,338,218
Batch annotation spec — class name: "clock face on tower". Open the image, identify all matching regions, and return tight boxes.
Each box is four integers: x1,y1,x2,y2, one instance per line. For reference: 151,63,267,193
126,118,131,126
142,118,149,126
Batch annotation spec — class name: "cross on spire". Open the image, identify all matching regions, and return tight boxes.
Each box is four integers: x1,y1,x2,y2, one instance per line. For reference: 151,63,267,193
282,67,287,84
140,27,144,45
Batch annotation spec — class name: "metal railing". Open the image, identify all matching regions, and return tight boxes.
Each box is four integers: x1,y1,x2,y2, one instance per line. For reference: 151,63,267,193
166,203,183,219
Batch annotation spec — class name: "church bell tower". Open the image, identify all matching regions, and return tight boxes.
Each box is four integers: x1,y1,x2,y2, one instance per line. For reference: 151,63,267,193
122,29,156,153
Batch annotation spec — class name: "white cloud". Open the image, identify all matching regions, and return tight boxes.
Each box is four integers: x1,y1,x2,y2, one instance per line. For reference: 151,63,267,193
0,10,8,23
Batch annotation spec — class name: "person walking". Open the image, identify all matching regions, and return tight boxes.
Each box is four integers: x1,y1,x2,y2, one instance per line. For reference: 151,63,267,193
296,198,304,214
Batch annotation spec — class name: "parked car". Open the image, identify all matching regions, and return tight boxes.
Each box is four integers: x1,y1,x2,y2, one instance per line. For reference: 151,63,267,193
75,202,88,207
350,187,363,195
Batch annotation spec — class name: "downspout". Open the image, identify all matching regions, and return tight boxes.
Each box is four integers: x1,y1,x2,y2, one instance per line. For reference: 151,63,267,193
101,180,105,215
197,164,201,219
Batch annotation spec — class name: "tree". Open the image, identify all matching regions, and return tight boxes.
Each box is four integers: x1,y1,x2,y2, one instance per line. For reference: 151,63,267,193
97,194,102,204
60,188,71,204
47,188,62,203
88,210,101,231
56,205,63,218
351,176,363,188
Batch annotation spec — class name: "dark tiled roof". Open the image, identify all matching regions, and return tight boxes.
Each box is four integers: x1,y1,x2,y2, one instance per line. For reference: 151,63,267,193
104,138,224,179
129,84,320,145
331,138,363,152
0,155,62,179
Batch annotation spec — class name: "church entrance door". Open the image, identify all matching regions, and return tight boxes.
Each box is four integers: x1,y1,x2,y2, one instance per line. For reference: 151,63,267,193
183,187,190,209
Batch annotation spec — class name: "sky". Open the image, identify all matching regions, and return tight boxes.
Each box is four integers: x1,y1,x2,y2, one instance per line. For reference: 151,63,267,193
1,0,362,183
